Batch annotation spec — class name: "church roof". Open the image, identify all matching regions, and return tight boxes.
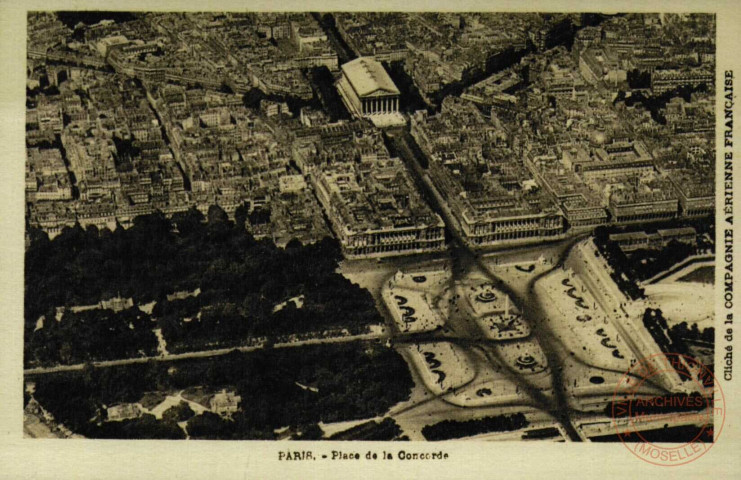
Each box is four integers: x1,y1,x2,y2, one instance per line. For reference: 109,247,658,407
341,57,400,97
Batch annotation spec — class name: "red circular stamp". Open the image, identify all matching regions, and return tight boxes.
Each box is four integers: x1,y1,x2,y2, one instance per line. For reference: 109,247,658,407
610,352,725,467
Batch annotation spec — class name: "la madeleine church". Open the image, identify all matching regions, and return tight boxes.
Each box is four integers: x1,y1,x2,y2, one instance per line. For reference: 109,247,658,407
337,57,401,118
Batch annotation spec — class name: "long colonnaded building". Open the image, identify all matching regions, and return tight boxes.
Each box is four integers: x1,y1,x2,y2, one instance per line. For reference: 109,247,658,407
312,158,445,258
427,161,565,248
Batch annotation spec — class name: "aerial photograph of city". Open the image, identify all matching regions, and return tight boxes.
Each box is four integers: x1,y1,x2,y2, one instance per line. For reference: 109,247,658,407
23,11,717,442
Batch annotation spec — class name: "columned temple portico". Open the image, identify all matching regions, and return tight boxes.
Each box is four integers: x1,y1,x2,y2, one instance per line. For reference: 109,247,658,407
361,96,399,114
336,57,401,119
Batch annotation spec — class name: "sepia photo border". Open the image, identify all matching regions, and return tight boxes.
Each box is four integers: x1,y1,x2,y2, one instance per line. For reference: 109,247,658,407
1,0,739,479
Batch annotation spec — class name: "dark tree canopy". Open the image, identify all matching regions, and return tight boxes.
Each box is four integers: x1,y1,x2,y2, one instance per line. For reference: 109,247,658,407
31,342,414,440
25,209,375,366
